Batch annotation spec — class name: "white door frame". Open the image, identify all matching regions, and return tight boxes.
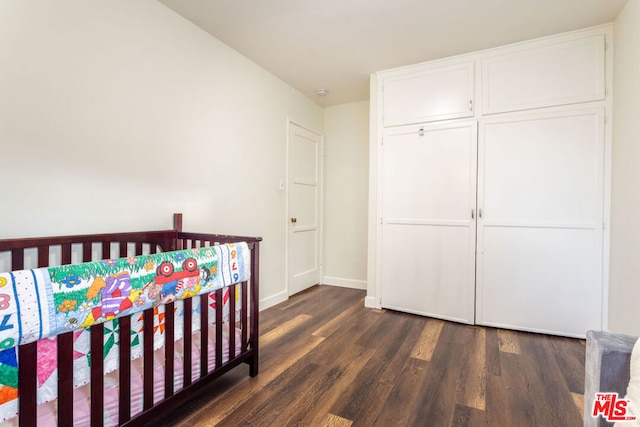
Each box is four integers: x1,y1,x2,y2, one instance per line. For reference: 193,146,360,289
285,119,324,296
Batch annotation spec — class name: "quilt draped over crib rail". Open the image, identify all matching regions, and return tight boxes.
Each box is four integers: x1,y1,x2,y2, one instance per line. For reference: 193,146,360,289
0,242,250,351
0,242,250,420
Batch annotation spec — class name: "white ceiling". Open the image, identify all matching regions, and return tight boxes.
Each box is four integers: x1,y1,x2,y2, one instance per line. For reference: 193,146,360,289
158,0,627,107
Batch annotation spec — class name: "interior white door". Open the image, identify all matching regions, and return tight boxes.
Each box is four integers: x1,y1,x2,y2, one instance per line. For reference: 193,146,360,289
287,122,322,296
380,121,477,324
476,109,604,337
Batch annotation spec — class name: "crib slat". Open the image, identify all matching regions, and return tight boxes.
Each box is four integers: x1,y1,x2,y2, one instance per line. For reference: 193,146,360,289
143,308,154,410
11,248,23,271
38,245,49,268
176,235,183,251
229,285,236,359
58,333,74,427
118,316,132,424
200,293,208,377
183,298,192,387
215,288,223,369
17,342,37,427
164,302,174,399
119,242,127,258
90,323,104,427
102,242,110,260
83,242,92,262
62,243,71,265
242,281,248,350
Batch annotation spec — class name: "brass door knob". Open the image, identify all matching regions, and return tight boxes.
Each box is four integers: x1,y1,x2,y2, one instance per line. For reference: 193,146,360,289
291,217,297,223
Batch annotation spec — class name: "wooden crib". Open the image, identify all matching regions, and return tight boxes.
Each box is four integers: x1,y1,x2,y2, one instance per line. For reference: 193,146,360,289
0,213,261,426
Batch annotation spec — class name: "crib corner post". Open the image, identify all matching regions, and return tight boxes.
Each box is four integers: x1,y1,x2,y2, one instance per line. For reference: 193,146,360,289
169,213,184,252
249,333,259,377
249,240,260,377
250,354,259,377
173,213,183,232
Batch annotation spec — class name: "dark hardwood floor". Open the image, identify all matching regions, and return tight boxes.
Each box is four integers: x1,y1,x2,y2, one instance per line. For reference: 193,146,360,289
158,285,586,427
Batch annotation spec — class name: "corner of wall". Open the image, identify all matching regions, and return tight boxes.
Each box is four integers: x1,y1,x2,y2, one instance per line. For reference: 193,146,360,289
608,0,640,335
366,73,381,309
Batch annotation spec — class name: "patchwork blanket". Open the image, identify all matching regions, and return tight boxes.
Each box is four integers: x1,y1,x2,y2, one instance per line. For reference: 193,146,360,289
0,242,250,421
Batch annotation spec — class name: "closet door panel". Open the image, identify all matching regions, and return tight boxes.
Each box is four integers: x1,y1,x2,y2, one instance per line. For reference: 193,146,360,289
476,109,604,337
381,224,474,323
477,227,601,337
382,62,474,127
380,121,477,324
481,111,602,225
382,124,476,221
482,35,605,114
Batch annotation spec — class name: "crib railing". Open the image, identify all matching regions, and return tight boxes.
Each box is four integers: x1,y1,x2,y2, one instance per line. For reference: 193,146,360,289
0,215,260,427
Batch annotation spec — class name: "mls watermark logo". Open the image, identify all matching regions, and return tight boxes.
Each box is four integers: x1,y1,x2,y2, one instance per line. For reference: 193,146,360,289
592,392,637,422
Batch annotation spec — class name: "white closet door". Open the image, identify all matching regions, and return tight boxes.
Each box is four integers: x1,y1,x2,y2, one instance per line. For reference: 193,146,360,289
482,35,605,115
382,61,474,127
380,121,477,324
476,109,604,337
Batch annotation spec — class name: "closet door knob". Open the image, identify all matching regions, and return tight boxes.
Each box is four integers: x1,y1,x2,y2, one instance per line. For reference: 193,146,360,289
291,217,297,223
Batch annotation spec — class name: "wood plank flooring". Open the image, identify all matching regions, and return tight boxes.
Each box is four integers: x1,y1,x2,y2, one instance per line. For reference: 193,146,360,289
155,285,586,427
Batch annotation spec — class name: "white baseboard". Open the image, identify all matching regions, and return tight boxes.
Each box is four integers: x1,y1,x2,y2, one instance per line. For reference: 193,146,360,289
322,276,367,290
259,289,288,311
365,296,380,309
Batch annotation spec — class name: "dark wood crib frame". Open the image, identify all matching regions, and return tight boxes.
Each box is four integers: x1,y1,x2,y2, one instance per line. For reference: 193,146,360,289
0,213,261,426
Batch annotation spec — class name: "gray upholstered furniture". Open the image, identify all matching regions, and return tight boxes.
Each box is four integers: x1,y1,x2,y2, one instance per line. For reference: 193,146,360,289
585,330,638,426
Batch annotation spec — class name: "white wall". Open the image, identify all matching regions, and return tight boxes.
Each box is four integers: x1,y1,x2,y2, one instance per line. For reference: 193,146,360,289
322,101,369,289
610,0,640,335
0,0,324,307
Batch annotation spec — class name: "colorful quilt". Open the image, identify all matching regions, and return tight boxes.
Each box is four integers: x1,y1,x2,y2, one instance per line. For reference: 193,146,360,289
0,242,250,421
